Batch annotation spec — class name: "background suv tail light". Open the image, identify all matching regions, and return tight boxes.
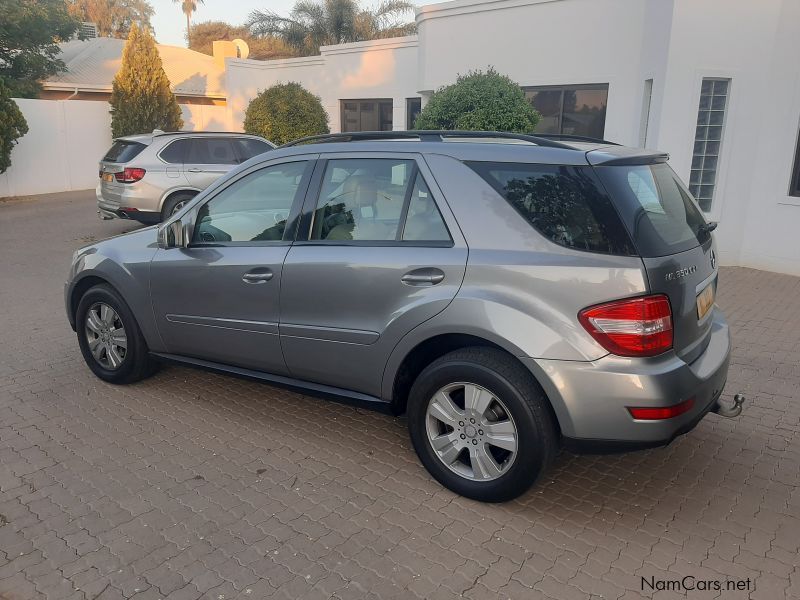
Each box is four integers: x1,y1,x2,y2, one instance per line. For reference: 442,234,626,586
578,294,673,357
115,167,146,183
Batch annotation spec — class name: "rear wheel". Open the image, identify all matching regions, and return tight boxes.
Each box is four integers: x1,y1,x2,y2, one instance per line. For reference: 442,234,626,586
76,284,158,384
160,192,195,221
408,347,558,502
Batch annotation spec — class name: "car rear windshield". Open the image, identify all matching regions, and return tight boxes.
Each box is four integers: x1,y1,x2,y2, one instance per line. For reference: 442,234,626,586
594,163,711,257
103,140,147,163
466,161,636,256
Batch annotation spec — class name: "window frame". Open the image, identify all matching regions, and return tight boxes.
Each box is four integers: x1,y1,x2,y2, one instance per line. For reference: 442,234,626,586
688,77,731,212
340,99,394,132
184,155,319,249
522,83,609,138
294,153,455,248
406,97,422,129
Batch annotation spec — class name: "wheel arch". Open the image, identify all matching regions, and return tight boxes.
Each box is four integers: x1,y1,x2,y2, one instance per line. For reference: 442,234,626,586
386,332,562,437
158,187,201,211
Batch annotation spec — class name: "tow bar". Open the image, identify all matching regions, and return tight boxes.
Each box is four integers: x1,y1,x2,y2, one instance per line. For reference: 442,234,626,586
713,393,745,418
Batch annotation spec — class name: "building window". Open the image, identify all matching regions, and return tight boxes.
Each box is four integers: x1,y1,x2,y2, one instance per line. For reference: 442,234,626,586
406,97,421,129
523,84,608,139
639,79,653,148
790,129,800,197
689,78,730,211
341,99,393,132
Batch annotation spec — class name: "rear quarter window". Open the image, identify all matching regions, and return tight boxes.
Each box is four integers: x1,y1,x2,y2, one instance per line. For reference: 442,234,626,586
103,140,147,163
466,161,636,256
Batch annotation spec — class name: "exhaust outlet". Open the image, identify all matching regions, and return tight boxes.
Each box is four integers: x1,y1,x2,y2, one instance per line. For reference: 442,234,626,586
714,393,744,418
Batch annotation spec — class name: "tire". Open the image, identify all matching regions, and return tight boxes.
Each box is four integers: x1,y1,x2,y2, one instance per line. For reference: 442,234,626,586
160,192,195,222
76,284,158,384
407,347,559,502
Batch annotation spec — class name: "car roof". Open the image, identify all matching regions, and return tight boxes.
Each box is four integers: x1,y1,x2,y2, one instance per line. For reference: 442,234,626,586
257,131,668,167
115,131,270,145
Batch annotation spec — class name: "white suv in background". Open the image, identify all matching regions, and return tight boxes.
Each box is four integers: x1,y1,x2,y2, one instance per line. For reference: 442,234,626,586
97,131,274,224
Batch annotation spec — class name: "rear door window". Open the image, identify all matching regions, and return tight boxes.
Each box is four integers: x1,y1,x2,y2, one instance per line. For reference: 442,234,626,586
466,162,636,255
103,140,146,163
187,138,238,165
594,163,710,257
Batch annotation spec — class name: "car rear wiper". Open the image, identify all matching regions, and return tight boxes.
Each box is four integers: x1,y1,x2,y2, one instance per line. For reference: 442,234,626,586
699,221,718,235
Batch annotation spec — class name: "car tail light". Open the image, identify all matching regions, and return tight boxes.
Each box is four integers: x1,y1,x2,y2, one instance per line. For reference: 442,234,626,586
578,294,672,357
627,398,694,420
115,167,146,183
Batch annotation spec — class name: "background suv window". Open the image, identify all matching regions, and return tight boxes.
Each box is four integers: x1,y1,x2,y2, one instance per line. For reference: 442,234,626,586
233,138,273,162
187,138,238,165
193,161,311,243
310,159,450,243
159,139,190,164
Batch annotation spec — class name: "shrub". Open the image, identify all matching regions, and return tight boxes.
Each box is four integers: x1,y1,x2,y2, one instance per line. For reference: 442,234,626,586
415,68,540,133
0,77,29,174
243,83,329,145
110,23,183,138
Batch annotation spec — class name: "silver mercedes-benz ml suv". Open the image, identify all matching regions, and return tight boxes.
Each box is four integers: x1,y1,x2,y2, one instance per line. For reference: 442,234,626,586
97,131,274,224
66,131,737,502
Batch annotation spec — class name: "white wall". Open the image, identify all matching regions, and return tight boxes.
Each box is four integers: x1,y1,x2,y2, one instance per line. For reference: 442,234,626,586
226,37,420,133
0,99,233,198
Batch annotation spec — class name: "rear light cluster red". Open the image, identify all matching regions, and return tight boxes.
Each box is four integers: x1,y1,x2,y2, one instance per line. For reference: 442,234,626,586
578,294,673,358
114,167,146,183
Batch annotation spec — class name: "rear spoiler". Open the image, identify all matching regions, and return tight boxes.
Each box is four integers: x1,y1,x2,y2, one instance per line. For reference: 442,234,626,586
586,147,669,166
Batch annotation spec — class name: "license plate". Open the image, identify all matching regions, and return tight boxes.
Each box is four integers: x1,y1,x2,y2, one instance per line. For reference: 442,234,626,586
696,283,715,320
102,173,114,182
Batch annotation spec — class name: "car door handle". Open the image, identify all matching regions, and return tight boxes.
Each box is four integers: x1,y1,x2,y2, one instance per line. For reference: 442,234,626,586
187,168,203,173
401,268,445,286
242,269,273,283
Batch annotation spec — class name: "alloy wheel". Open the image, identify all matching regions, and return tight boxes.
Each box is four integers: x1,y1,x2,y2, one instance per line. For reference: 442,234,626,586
425,382,518,481
84,302,127,370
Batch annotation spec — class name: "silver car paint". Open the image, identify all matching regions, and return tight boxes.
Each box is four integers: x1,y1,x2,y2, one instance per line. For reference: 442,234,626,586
67,138,731,445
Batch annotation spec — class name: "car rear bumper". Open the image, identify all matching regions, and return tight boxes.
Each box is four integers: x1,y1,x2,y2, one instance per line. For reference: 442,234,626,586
525,307,731,451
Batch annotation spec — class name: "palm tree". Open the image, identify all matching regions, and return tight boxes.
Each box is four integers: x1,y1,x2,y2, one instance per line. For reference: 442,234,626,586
248,0,416,56
173,0,204,38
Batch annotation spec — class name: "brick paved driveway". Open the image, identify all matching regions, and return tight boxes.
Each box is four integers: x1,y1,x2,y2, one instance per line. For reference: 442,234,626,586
1,191,799,600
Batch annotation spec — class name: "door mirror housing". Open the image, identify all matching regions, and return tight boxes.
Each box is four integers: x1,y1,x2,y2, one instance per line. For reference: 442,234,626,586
157,216,193,249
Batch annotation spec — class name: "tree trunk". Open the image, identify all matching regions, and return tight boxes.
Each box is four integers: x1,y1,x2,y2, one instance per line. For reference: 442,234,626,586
186,12,191,38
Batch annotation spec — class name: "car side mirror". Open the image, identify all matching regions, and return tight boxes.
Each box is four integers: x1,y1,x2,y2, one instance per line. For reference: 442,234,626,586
157,218,192,249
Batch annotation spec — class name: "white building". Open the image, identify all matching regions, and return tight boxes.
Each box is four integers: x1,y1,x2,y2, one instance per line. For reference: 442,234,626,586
223,0,800,276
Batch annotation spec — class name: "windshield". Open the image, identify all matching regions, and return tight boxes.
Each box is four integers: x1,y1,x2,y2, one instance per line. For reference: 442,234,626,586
103,140,147,163
595,163,710,257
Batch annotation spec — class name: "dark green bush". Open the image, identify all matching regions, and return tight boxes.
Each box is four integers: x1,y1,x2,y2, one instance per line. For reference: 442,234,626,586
415,68,540,133
0,77,29,174
243,83,329,145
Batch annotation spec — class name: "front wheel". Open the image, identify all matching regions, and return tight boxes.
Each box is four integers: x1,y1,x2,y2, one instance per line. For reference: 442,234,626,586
76,284,158,384
408,347,558,502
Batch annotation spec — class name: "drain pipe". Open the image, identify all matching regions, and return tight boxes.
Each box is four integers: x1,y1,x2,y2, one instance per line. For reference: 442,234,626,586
714,393,745,418
66,86,79,100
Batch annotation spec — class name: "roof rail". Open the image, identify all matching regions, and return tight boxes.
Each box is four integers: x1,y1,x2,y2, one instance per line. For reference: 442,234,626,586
532,133,620,146
279,130,575,149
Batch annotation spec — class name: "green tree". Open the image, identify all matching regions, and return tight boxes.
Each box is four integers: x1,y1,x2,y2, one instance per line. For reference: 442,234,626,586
173,0,203,37
0,78,29,174
244,83,329,145
188,21,296,60
109,24,183,138
248,0,416,57
0,0,81,98
415,68,540,133
67,0,154,38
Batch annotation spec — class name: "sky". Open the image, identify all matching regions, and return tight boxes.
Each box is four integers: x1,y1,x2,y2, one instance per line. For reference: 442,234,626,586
149,0,444,48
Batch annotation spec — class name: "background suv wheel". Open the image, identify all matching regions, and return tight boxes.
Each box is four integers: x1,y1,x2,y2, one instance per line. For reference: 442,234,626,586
160,192,196,221
408,347,558,502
